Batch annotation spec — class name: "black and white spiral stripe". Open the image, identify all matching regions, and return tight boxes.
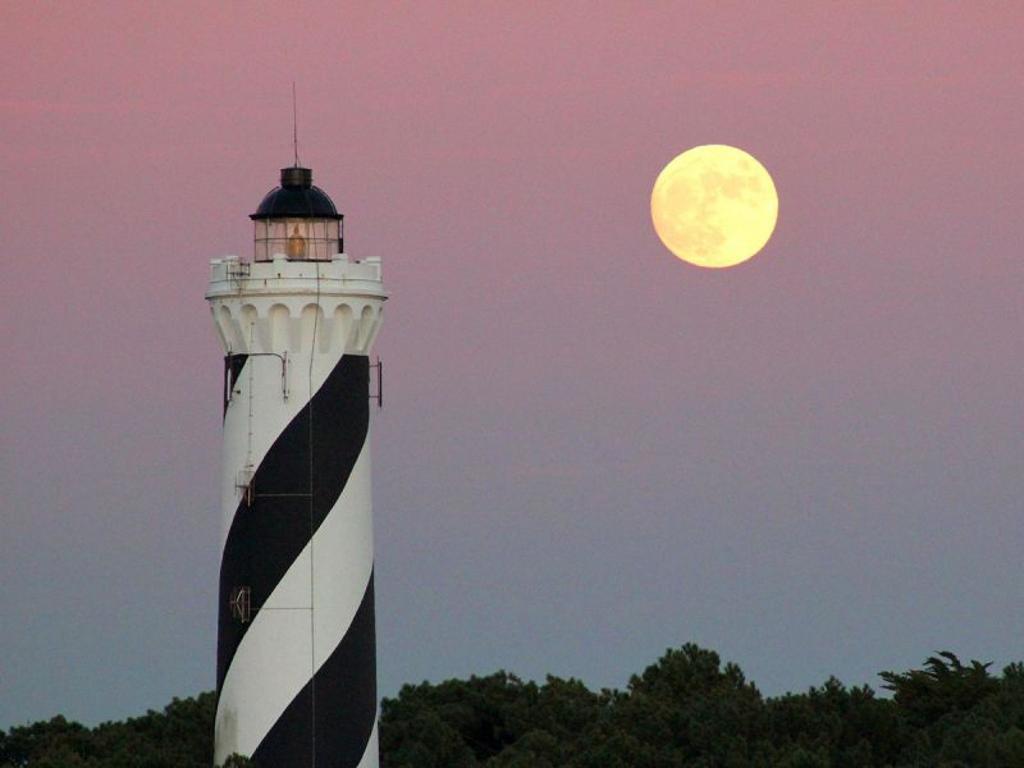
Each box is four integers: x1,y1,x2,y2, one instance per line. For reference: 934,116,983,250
215,353,377,767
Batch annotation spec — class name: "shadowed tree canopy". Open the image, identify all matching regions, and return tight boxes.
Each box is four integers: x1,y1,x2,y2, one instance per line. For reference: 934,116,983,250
4,645,1024,767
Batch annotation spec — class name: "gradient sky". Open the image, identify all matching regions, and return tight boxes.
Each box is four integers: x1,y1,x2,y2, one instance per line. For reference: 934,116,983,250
2,2,1022,729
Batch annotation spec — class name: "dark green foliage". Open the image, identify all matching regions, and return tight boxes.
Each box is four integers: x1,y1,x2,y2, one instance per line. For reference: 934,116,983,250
4,648,1023,767
1,693,215,767
879,651,1000,728
380,646,1024,768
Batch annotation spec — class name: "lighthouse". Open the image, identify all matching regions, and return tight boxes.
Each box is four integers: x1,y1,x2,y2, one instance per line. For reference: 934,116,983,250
206,165,386,767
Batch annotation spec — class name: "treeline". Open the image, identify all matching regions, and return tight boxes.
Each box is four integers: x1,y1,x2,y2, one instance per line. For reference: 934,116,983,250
3,644,1023,767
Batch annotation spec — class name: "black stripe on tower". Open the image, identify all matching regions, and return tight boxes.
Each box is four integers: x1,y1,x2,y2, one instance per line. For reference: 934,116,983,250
217,354,370,691
251,573,377,768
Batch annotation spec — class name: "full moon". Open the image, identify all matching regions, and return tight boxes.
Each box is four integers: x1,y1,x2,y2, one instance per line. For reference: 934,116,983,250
651,144,778,268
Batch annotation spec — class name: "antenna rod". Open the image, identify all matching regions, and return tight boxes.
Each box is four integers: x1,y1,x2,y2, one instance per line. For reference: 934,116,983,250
292,82,300,167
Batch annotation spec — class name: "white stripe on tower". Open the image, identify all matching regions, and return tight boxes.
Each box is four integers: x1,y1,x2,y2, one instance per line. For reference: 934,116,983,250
357,722,380,768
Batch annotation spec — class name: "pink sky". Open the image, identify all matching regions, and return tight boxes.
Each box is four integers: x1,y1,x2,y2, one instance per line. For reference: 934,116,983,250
2,2,1022,728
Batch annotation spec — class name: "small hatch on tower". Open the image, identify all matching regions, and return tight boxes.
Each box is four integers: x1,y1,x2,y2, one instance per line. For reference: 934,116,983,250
229,586,251,623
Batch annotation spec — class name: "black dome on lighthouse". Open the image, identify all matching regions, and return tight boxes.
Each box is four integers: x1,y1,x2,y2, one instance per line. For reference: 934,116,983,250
250,167,342,220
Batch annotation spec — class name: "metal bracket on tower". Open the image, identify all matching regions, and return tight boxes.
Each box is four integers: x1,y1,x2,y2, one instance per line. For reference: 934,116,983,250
236,469,255,505
370,357,383,408
226,260,251,286
247,351,290,401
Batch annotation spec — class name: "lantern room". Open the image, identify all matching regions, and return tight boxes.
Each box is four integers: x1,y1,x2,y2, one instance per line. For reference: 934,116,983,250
251,166,344,261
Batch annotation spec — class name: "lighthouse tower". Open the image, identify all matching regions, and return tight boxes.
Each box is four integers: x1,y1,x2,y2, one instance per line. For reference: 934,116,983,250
206,165,385,767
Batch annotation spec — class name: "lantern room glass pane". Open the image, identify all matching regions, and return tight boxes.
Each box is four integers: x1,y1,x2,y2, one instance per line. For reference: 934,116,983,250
254,218,342,261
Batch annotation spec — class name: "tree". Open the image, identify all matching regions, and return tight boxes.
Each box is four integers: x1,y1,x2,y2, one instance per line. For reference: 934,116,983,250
880,651,999,728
